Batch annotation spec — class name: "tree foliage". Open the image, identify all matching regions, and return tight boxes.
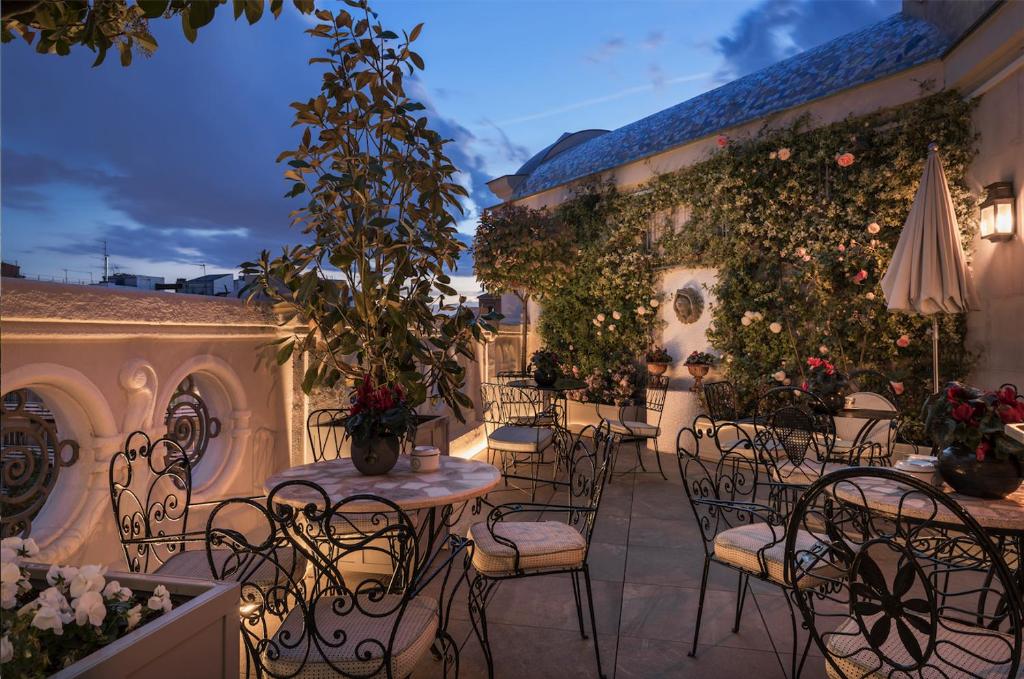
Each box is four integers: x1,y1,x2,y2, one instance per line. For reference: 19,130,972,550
1,0,314,66
241,2,488,421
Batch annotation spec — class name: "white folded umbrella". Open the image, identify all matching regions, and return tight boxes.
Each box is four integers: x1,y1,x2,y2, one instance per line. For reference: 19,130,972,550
880,143,977,391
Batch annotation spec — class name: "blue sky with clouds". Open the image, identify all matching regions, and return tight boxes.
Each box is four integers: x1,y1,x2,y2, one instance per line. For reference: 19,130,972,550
1,0,898,295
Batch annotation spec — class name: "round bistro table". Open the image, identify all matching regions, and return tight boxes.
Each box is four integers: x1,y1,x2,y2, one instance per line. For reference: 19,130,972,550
265,455,500,670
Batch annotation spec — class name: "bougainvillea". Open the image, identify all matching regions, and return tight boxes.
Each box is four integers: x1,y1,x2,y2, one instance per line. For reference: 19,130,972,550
539,91,976,439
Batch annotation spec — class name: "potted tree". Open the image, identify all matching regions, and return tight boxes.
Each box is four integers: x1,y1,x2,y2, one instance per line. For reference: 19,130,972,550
241,2,492,473
684,351,716,392
924,383,1024,498
645,346,673,376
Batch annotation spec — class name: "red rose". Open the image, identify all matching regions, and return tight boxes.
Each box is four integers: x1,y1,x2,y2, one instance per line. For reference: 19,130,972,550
801,381,809,391
997,386,1019,406
836,152,855,167
716,135,728,148
890,381,905,396
951,403,975,423
852,270,868,284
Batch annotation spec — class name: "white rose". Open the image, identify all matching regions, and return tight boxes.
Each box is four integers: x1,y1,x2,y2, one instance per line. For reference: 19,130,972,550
125,604,143,630
819,345,829,355
69,565,107,599
649,299,659,307
783,378,792,386
769,322,782,334
73,590,107,627
592,319,601,327
636,306,647,316
596,313,606,322
0,635,12,664
865,292,876,300
740,316,752,327
612,311,621,320
753,312,763,321
773,371,786,382
607,324,616,332
867,222,881,234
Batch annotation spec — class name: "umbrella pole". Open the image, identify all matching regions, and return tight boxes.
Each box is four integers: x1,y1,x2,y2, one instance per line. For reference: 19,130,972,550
932,315,941,392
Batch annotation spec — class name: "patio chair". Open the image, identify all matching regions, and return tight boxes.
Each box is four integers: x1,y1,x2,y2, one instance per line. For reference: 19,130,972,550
481,382,562,501
306,407,349,462
702,380,746,423
831,390,900,465
676,415,830,678
785,466,1022,678
109,430,300,587
467,422,617,679
207,483,454,679
606,373,669,481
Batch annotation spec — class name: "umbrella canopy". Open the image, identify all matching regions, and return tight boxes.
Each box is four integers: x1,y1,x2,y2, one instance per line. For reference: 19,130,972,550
881,144,977,390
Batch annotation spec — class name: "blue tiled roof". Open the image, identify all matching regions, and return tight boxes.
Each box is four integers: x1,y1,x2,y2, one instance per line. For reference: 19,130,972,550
510,13,951,200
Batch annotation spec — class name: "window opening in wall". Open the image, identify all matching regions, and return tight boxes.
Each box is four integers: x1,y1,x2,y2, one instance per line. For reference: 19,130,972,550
164,376,222,469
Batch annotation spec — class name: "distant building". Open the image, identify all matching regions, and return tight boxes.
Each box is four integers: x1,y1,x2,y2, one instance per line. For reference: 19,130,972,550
1,262,24,278
182,273,235,297
96,273,164,290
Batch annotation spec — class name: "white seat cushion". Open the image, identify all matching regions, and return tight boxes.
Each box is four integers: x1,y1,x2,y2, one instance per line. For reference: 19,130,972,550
772,461,848,486
264,595,437,679
469,521,587,576
157,547,303,589
488,425,553,453
824,616,1017,678
714,523,836,588
608,419,659,438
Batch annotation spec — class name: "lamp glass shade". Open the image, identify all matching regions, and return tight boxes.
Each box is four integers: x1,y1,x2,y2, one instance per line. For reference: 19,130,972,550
979,181,1015,241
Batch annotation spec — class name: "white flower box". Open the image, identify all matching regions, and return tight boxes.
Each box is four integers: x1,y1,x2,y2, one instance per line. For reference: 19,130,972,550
22,567,239,679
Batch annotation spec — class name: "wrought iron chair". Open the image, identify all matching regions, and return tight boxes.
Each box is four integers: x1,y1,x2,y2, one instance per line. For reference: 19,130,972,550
676,415,828,678
606,373,669,481
109,430,298,586
833,390,900,465
208,483,461,678
481,382,563,501
847,368,901,405
306,407,349,462
702,379,745,423
467,422,616,679
785,466,1023,678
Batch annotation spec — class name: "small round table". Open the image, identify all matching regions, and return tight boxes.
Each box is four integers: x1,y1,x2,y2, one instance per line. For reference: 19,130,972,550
834,408,898,447
509,377,586,430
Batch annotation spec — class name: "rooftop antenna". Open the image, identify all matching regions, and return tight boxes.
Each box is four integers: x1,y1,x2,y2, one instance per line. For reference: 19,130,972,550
102,240,109,283
197,262,207,276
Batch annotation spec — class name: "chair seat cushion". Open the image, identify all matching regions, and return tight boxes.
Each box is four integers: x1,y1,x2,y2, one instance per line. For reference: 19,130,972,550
264,595,438,679
824,616,1017,678
488,425,553,453
772,461,847,486
713,523,834,588
608,419,659,438
157,547,304,588
469,520,586,576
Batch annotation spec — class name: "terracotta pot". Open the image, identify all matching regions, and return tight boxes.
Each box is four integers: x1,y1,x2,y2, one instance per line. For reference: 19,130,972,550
686,363,710,392
938,442,1023,499
646,361,670,376
350,435,401,475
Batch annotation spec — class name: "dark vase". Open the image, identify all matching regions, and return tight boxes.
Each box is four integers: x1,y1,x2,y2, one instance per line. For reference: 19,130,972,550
938,442,1023,499
534,368,558,387
813,391,845,415
350,435,401,475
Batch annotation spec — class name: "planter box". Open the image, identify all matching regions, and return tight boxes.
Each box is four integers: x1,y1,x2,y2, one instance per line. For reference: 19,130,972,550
24,566,239,679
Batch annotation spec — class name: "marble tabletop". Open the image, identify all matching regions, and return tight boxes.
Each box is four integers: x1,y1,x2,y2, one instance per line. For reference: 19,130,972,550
265,455,501,512
832,474,1024,532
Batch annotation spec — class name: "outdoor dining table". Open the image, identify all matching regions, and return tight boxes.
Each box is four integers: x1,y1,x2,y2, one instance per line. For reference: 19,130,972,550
833,407,898,447
509,377,587,431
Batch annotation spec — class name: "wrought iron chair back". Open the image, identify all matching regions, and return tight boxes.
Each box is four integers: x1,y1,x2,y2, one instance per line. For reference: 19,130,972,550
109,430,195,573
753,386,836,454
785,467,1023,678
848,369,901,406
566,422,615,551
496,370,533,385
307,407,350,462
702,380,741,422
643,373,670,415
676,416,766,556
210,482,424,679
482,382,548,428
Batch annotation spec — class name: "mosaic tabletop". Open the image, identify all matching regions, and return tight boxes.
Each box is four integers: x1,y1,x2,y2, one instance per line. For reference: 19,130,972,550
833,475,1024,533
265,455,501,512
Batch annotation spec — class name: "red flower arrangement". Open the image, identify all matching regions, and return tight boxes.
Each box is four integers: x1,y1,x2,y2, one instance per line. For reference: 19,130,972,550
924,383,1024,461
802,357,849,411
345,375,415,443
836,152,855,167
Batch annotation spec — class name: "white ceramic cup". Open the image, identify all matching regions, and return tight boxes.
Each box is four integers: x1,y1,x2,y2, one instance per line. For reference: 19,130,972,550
410,445,440,473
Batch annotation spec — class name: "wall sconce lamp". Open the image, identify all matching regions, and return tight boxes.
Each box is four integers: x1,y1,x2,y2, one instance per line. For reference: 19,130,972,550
979,181,1016,242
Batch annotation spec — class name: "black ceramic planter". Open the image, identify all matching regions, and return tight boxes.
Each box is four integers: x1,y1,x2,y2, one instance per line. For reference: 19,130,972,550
533,368,558,387
350,435,401,475
938,443,1023,499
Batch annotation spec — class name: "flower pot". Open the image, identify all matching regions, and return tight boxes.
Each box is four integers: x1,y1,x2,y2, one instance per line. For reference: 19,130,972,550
813,392,845,415
647,361,670,376
686,363,710,392
938,443,1023,499
533,368,559,387
350,435,401,475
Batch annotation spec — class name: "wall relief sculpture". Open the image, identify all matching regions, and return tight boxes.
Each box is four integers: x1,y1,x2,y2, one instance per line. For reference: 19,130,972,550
673,286,704,324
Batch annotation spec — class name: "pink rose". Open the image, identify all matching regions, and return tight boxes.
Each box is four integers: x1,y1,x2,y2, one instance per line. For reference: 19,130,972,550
836,152,855,167
838,244,846,252
853,270,868,284
867,222,880,234
777,147,791,161
802,254,811,262
896,334,910,348
716,135,728,148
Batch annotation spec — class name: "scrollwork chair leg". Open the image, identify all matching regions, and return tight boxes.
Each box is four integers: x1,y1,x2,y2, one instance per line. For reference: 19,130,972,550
468,575,496,679
571,570,587,639
583,566,606,679
689,556,711,657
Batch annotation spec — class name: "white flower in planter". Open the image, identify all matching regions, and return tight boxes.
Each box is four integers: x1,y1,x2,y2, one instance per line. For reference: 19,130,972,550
31,588,72,635
148,585,172,614
73,590,107,627
769,322,783,334
1,563,21,609
1,634,12,664
47,565,78,587
69,565,107,599
103,580,132,602
126,604,143,630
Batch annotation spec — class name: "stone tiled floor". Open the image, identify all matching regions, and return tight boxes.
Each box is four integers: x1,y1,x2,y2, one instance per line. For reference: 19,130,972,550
416,448,830,679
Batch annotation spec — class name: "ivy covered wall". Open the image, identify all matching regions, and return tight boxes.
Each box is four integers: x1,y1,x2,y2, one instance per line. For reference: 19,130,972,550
539,91,977,435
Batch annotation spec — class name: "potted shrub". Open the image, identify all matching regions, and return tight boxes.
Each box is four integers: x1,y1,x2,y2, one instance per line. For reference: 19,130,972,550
801,357,850,414
530,349,563,388
924,383,1024,498
1,538,238,678
684,351,716,392
345,377,416,475
645,346,673,376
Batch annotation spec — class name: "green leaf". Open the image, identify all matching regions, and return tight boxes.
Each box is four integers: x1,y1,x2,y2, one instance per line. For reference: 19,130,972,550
117,40,132,67
186,1,215,30
138,0,171,19
244,0,263,24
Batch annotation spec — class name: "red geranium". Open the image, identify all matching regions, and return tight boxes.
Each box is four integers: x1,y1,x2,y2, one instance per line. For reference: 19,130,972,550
345,374,414,443
926,382,1024,462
